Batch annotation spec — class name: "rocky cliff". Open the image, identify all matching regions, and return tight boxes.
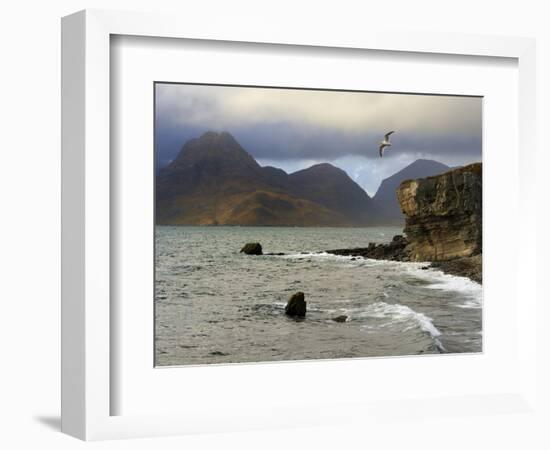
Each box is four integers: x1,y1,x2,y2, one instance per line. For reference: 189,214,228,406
373,159,449,220
397,163,482,261
327,163,483,283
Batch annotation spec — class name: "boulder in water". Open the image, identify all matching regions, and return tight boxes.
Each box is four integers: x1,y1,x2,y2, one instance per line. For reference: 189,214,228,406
332,315,348,323
240,242,263,255
285,292,306,317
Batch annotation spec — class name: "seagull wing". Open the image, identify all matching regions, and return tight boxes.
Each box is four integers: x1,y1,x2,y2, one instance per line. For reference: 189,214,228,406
379,143,389,157
384,131,395,141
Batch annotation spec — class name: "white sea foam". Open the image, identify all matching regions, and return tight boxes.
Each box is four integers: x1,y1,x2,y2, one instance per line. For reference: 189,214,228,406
283,251,482,309
273,301,325,313
407,265,483,308
348,302,440,337
281,251,351,261
275,296,442,344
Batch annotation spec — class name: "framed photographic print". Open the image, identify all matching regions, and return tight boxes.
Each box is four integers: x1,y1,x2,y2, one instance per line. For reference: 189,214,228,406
61,9,538,441
153,82,483,367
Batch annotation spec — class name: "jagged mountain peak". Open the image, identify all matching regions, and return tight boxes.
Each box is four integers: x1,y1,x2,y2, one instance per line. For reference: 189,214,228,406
390,159,449,178
168,130,260,171
157,133,379,226
291,162,344,175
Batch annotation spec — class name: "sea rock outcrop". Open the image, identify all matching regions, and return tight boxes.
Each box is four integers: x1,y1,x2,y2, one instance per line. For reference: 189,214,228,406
373,159,450,220
325,164,483,283
240,242,263,255
285,292,307,317
328,235,410,261
397,163,482,261
331,315,348,323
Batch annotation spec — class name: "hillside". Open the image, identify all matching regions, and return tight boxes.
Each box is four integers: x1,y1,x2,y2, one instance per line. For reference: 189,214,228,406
156,131,379,226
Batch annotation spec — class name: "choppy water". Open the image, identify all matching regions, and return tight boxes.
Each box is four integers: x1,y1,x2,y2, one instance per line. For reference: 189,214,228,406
155,226,482,366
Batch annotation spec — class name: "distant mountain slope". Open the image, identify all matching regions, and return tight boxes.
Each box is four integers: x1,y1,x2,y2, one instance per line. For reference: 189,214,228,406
156,131,379,226
288,163,377,224
373,159,450,219
157,131,264,198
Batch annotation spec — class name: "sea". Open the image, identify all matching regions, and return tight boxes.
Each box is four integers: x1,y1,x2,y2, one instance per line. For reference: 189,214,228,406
155,225,482,366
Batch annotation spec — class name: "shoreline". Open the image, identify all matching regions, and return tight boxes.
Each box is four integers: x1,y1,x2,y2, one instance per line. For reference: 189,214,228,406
429,255,482,284
326,236,482,285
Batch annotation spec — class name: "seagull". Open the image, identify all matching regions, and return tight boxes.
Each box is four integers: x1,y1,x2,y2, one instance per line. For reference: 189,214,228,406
379,131,395,157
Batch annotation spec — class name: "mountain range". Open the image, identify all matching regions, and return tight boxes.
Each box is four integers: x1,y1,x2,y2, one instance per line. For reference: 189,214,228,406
156,131,452,226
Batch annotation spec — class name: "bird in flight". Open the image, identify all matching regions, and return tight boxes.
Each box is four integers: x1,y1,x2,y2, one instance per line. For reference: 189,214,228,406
379,131,395,157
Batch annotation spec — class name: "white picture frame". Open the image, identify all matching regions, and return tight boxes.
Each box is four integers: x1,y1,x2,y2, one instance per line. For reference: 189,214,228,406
61,9,537,441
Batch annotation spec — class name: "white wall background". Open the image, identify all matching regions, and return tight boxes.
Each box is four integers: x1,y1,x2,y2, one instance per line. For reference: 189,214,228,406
0,1,547,448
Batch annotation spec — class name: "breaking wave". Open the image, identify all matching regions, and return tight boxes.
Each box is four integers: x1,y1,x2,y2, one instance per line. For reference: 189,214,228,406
279,251,482,309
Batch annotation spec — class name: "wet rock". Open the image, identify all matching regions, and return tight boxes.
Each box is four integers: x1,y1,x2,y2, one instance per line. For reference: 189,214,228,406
265,252,285,256
332,315,348,323
327,234,409,261
431,254,482,284
397,163,482,261
240,242,263,255
325,164,482,284
209,351,229,356
285,292,306,317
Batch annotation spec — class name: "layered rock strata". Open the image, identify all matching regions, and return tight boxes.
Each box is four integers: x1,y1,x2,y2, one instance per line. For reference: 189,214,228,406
397,163,482,261
327,164,483,283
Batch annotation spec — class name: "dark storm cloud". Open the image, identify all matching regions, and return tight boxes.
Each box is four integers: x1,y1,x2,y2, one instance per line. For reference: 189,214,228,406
154,83,482,192
224,123,481,161
156,120,481,167
154,122,205,167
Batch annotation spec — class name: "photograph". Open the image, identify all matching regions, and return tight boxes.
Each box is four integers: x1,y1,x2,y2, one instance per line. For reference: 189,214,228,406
154,83,483,366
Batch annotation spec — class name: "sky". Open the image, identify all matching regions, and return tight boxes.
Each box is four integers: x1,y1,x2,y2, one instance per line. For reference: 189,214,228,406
155,83,482,196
